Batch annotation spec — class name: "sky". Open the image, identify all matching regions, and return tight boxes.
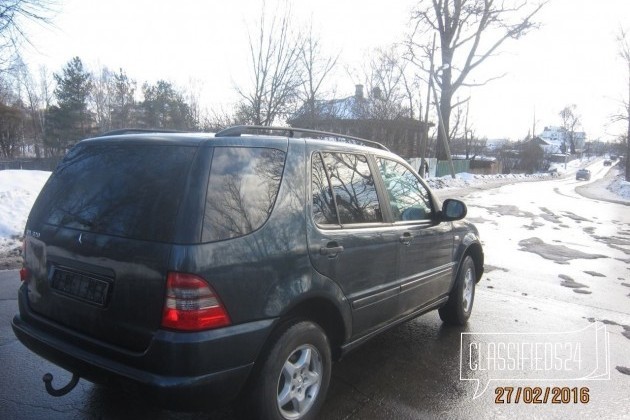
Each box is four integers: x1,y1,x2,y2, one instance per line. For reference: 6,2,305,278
17,0,630,142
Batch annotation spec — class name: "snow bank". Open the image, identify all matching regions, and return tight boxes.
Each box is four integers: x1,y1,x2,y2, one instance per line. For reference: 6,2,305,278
426,172,551,191
608,175,630,200
0,170,51,254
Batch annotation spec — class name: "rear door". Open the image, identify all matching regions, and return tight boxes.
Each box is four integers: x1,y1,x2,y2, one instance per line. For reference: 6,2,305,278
306,150,400,337
24,141,199,352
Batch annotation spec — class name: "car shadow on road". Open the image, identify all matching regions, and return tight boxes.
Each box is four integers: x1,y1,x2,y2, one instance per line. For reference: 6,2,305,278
321,315,471,419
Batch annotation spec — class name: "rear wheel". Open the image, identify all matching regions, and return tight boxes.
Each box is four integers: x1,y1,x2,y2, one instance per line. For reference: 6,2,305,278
439,256,476,325
249,320,331,420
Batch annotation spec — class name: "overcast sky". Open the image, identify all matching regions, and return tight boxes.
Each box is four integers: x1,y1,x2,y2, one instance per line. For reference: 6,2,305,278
19,0,630,142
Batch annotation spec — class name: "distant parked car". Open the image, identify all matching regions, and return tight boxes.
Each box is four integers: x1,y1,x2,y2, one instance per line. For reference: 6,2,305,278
576,168,591,180
603,160,612,166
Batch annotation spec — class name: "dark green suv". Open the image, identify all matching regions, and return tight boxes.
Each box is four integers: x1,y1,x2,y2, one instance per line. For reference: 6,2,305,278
13,126,483,419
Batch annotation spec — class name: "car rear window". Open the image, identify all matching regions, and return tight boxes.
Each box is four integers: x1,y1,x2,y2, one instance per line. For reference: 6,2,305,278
30,142,196,242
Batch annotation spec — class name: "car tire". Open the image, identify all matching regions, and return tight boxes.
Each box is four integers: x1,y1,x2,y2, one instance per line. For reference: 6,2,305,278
439,256,476,325
248,320,331,420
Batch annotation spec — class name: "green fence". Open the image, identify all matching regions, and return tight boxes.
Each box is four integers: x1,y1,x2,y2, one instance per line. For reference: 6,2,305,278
435,160,470,178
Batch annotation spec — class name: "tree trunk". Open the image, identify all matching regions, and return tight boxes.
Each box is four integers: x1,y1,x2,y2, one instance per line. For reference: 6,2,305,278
436,42,453,161
437,87,452,161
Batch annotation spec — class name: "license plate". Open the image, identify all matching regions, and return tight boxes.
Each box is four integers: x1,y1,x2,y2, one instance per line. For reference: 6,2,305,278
51,268,111,306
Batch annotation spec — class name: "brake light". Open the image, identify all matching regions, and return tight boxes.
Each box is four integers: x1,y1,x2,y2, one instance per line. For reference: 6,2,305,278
20,240,28,282
161,272,231,331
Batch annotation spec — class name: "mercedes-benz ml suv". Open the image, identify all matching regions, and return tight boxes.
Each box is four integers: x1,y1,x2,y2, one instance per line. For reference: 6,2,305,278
13,126,484,420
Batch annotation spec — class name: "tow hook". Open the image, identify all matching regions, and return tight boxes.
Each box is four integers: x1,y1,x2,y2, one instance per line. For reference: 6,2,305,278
42,372,80,397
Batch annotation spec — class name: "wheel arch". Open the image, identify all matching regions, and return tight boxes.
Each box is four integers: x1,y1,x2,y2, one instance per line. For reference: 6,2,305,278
455,233,484,283
280,296,348,361
462,242,484,282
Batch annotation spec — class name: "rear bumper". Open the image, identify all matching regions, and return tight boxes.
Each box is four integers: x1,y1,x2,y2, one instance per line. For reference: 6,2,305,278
12,287,275,410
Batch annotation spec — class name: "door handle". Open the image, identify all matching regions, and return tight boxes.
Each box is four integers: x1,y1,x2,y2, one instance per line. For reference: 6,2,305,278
399,232,413,245
320,243,344,257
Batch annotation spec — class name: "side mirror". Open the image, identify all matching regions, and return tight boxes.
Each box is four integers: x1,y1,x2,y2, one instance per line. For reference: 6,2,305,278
441,199,467,221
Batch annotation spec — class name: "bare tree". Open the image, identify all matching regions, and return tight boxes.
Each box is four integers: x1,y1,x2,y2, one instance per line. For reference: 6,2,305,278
91,66,114,132
617,28,630,181
184,78,203,130
15,57,44,155
110,68,135,129
33,65,53,155
559,104,580,155
0,68,21,157
0,0,56,72
449,100,485,159
297,23,338,127
364,46,418,120
408,0,546,160
90,66,137,131
0,101,22,157
236,2,303,126
447,97,466,141
202,106,245,132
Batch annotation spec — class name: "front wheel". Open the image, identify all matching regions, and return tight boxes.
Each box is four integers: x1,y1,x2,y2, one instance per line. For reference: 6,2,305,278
439,256,476,325
249,320,331,420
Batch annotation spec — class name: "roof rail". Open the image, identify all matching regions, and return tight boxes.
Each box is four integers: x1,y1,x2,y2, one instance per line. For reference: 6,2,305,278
215,125,390,152
97,128,184,137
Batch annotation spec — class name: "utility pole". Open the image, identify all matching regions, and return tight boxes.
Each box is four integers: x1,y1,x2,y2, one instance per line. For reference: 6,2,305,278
419,33,436,178
532,107,536,140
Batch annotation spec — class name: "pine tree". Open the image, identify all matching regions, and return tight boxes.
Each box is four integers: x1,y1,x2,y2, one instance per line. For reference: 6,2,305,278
141,80,193,130
111,68,136,129
46,57,93,152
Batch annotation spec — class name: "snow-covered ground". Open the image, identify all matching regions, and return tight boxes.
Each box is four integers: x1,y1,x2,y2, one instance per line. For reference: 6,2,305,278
0,170,51,260
428,156,630,200
0,160,628,266
608,173,630,198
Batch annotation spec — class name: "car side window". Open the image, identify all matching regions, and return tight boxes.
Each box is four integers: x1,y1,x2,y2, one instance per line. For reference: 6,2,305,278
203,147,285,242
376,158,433,222
312,152,383,225
312,152,339,225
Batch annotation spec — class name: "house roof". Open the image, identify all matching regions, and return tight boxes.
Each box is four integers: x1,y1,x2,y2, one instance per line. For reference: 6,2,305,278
292,95,366,121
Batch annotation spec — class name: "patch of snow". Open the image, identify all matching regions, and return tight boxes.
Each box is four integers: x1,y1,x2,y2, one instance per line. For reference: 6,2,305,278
608,174,630,200
426,171,552,191
0,170,51,255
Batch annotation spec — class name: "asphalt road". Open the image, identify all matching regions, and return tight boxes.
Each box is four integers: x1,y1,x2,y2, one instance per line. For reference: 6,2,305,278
1,165,629,419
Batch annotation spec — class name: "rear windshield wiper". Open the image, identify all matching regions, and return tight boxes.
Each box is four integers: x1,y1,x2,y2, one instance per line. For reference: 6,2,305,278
57,208,96,229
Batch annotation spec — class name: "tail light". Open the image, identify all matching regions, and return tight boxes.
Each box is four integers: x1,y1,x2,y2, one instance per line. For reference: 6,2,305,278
20,240,29,282
161,272,231,331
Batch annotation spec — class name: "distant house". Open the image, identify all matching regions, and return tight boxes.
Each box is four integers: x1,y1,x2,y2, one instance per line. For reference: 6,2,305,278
469,156,502,175
289,85,428,159
529,136,550,148
485,138,511,153
539,126,586,154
